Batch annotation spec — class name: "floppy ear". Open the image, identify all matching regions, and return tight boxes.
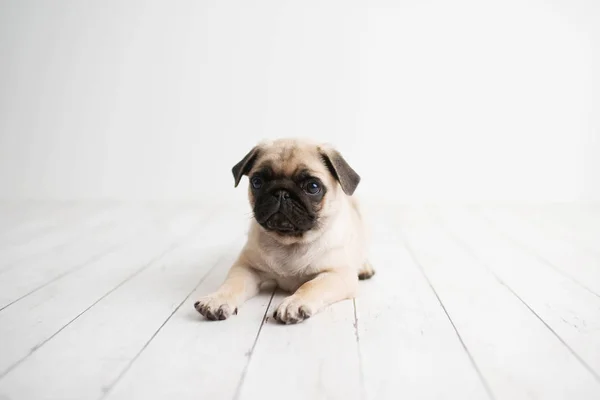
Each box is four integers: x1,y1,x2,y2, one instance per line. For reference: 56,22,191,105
319,147,360,195
232,146,261,187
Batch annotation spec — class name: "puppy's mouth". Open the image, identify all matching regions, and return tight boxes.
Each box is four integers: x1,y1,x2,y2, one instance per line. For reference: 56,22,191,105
253,187,317,236
265,212,299,234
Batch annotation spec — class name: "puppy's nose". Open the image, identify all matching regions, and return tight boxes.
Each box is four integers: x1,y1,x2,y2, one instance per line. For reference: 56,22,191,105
273,190,290,200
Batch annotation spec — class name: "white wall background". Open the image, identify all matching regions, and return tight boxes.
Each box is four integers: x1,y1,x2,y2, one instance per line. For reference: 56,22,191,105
0,0,598,203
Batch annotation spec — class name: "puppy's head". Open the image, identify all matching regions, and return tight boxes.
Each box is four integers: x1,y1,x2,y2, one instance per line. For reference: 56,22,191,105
231,138,360,243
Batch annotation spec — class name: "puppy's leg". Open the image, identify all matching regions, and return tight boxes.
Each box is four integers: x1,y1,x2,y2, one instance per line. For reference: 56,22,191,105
194,261,262,321
273,270,358,324
358,260,375,280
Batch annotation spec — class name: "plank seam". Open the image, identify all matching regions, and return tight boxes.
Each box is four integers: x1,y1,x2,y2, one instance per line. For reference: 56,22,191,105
0,231,198,379
0,216,122,275
0,241,126,313
472,207,600,299
353,298,367,400
397,225,497,400
429,207,600,383
0,207,189,312
510,209,600,260
98,249,236,400
232,288,277,400
0,207,218,380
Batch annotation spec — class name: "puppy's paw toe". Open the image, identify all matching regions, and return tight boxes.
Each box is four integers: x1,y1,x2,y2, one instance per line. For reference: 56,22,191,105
358,270,375,280
273,297,314,325
194,296,237,321
358,262,375,280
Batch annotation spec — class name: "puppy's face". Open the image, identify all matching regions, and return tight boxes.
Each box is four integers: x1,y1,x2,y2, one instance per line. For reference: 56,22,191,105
231,139,360,243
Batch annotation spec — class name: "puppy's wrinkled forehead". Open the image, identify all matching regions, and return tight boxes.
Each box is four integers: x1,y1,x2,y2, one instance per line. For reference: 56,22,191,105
251,142,328,178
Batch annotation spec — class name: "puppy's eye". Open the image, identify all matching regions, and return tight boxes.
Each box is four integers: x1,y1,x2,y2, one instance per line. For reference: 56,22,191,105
251,176,263,189
304,180,321,195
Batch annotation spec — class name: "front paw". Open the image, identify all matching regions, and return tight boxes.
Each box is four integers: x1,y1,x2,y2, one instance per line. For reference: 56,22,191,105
273,296,314,324
194,295,237,321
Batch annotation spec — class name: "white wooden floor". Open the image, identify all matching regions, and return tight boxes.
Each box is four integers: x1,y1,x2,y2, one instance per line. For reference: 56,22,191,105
0,201,599,400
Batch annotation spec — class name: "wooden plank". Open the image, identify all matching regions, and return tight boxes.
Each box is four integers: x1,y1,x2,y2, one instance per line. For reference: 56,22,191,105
0,211,244,400
476,207,600,296
508,206,600,258
0,202,73,248
0,203,126,272
104,240,272,400
0,202,87,234
432,206,600,378
0,205,211,377
0,202,114,256
397,206,600,400
0,202,66,235
537,204,600,235
353,207,491,400
0,205,170,310
236,293,361,399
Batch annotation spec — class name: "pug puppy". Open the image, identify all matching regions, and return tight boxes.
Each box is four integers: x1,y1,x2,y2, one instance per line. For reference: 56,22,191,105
194,138,374,324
